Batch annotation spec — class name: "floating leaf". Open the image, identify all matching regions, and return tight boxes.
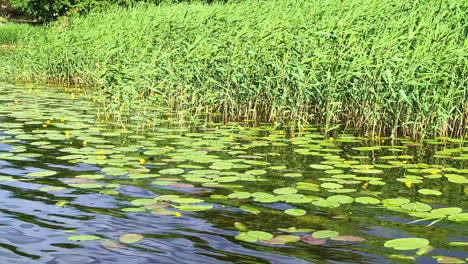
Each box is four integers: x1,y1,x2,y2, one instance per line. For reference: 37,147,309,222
309,164,334,170
247,231,273,240
172,198,204,204
273,187,297,195
331,235,365,242
228,192,252,199
68,235,100,241
159,168,184,175
327,195,354,204
27,170,57,177
119,234,143,244
418,189,442,196
312,230,339,239
101,239,124,251
301,236,326,245
384,238,430,250
285,209,306,216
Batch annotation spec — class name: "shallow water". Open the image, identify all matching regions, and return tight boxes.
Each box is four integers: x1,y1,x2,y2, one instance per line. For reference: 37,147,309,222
0,82,466,264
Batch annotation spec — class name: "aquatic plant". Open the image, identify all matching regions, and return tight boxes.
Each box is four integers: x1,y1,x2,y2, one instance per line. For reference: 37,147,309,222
0,0,467,139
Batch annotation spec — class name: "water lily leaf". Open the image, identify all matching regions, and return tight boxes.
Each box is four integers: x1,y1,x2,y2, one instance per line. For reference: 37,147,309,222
247,231,273,240
448,242,468,247
418,189,442,196
67,235,100,241
301,235,326,245
312,230,339,239
235,232,257,242
273,187,297,195
228,192,252,199
172,198,204,204
174,205,213,211
159,168,184,175
239,206,261,214
384,238,429,250
312,200,340,208
285,209,306,216
448,213,468,222
101,239,124,251
401,202,432,212
119,234,143,244
434,256,465,263
27,170,57,177
309,164,334,170
39,186,66,192
234,222,247,231
330,235,365,242
431,207,462,216
327,195,354,204
382,198,410,207
131,199,157,206
320,183,343,189
416,245,434,255
69,183,102,189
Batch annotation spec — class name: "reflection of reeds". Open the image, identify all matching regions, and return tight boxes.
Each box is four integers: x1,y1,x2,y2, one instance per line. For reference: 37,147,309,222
0,0,466,139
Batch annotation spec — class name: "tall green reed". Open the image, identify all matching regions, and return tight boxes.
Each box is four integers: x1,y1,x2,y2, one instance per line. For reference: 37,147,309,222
0,0,466,138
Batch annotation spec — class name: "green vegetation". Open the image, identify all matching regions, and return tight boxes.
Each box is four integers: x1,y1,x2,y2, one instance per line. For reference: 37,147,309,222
0,82,466,263
0,0,467,139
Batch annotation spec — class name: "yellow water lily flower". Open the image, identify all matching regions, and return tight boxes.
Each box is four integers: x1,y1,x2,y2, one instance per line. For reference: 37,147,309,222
405,182,412,188
139,158,146,164
174,212,182,217
82,141,88,146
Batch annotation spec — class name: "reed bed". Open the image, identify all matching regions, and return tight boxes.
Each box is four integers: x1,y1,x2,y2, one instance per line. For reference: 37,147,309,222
0,0,467,138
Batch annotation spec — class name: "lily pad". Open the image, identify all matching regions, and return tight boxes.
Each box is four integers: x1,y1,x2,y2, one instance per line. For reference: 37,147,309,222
285,209,306,216
67,235,101,241
312,230,339,239
119,234,144,244
384,238,430,250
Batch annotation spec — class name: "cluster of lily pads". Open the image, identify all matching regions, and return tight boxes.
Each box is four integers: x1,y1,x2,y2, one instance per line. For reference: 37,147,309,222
0,83,466,263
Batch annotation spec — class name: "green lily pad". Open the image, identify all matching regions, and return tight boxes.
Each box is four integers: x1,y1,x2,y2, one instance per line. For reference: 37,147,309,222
327,195,354,204
119,234,143,244
384,238,430,250
285,209,306,216
27,170,57,177
355,197,380,205
159,168,185,175
247,231,273,240
418,189,442,196
67,235,101,241
312,230,339,239
273,187,297,195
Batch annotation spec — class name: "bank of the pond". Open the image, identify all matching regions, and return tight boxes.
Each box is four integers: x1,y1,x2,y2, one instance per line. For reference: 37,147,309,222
0,0,467,138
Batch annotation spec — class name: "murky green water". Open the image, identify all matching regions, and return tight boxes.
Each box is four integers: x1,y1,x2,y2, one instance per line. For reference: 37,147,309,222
0,82,466,264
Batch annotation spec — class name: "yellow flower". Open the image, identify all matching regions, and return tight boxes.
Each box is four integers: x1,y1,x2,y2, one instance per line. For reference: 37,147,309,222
362,182,369,189
174,212,182,217
42,124,48,128
82,141,88,146
60,118,65,122
329,137,334,141
14,100,19,105
64,131,70,136
139,158,146,164
145,119,151,123
405,182,412,188
97,150,103,155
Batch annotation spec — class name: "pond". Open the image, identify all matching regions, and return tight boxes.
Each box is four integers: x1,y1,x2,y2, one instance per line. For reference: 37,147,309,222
0,82,466,264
